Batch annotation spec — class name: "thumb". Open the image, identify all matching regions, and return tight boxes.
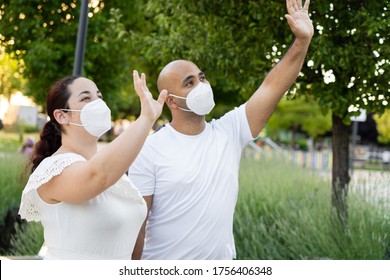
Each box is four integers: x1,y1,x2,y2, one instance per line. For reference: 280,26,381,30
158,89,168,105
285,14,298,31
285,14,294,25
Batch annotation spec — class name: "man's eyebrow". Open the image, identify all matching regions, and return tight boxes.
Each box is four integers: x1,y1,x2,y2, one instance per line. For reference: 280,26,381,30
182,75,195,86
181,72,205,86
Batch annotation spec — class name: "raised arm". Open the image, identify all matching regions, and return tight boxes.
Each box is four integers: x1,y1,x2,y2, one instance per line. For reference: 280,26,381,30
246,0,314,137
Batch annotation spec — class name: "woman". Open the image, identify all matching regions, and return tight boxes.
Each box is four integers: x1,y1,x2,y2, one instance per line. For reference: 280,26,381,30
18,71,167,259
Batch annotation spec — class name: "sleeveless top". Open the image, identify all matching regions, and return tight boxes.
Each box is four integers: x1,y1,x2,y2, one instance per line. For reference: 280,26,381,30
19,153,147,260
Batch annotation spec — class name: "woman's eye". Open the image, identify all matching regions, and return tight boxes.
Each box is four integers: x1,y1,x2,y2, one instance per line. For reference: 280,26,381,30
81,97,90,101
200,76,206,81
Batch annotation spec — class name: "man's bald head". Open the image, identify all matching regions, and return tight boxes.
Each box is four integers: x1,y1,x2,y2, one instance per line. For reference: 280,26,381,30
157,60,199,94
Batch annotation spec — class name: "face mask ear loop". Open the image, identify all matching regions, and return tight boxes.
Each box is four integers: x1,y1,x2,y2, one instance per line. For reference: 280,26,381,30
67,121,84,127
60,109,83,126
61,109,82,112
168,94,186,100
168,94,192,112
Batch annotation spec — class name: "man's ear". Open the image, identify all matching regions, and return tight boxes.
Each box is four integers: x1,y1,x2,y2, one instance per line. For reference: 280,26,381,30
53,109,68,124
166,96,178,109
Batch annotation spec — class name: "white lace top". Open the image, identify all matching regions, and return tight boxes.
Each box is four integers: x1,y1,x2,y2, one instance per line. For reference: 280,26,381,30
19,153,147,260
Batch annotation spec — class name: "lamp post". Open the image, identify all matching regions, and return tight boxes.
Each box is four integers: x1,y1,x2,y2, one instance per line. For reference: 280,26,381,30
73,0,90,76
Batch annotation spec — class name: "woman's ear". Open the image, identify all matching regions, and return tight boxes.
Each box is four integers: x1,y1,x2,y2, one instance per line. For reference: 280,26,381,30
53,109,68,124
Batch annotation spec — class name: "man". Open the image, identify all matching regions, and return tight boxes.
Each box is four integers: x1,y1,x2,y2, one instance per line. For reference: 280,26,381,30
129,0,314,259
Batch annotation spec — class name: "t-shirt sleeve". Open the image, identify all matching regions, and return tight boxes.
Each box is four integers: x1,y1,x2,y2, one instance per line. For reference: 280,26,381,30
212,103,255,150
18,153,85,222
128,145,156,196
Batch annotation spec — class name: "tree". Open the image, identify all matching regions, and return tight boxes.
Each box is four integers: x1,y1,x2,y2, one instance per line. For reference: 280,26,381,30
128,0,389,223
374,110,390,145
129,0,286,118
0,0,81,105
0,0,147,118
300,2,389,222
0,50,25,100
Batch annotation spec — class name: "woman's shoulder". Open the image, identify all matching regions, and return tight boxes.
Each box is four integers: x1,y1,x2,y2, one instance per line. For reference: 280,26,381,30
38,153,86,168
28,153,86,189
19,153,87,222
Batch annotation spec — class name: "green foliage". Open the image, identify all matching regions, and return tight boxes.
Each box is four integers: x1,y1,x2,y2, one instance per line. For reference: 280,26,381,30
303,1,389,120
235,157,390,259
0,0,149,118
374,110,390,145
9,222,44,256
268,96,332,138
130,0,389,122
1,0,388,121
0,0,80,106
0,153,26,223
130,0,289,117
0,134,42,256
0,51,25,98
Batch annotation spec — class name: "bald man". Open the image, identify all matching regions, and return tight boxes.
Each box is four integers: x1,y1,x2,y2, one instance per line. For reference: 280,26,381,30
129,0,314,260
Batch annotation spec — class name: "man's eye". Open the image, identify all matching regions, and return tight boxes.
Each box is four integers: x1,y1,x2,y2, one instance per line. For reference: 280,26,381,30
200,76,206,81
81,97,90,101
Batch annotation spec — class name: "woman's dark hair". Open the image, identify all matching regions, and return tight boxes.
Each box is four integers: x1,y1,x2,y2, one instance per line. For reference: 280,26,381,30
30,76,80,173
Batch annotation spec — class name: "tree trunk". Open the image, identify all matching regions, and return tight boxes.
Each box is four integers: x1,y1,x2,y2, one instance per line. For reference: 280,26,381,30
331,113,351,224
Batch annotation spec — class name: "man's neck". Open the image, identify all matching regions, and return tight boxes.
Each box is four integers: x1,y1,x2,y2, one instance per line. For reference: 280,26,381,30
170,115,206,135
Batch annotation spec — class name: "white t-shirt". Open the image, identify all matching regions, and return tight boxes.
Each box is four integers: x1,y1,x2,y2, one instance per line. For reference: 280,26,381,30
19,153,147,260
128,104,254,259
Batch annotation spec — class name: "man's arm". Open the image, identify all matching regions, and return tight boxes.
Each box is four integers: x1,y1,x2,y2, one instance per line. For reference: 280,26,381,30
132,195,153,260
246,0,314,137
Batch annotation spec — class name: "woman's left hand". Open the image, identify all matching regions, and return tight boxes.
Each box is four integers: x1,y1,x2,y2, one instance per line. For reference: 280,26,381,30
133,70,167,122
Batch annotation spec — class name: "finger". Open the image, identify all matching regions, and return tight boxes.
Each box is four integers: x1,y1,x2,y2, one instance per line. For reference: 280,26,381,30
141,72,146,87
133,70,139,85
303,0,310,11
133,70,141,92
285,14,299,32
140,73,151,95
292,0,299,12
297,0,303,10
286,0,294,14
136,76,145,97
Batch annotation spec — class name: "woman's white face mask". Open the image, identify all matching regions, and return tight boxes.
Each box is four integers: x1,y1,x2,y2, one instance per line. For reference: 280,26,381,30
169,82,215,116
61,99,112,137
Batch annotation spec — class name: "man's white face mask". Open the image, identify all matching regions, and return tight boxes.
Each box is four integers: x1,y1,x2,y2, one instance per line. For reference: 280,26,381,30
169,82,215,116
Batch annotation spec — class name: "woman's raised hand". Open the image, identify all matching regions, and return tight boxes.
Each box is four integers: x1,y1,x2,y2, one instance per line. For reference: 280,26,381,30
133,70,167,122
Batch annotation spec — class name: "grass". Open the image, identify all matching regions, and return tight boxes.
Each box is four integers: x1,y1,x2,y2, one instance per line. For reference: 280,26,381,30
0,131,44,256
9,222,44,256
1,131,389,259
0,130,39,153
234,157,390,260
0,153,27,222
